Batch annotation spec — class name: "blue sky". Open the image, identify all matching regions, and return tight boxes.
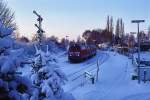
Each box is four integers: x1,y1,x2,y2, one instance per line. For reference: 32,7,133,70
6,0,150,40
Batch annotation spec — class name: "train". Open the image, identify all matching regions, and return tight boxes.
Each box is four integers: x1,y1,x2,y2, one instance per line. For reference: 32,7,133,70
68,43,97,62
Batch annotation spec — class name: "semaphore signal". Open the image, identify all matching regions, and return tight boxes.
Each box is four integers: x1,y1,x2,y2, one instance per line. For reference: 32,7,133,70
33,10,45,45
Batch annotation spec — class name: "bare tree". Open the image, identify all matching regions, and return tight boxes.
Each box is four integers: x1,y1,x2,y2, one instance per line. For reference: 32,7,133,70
115,19,120,37
120,18,124,37
110,16,114,34
106,15,113,34
106,16,110,32
115,18,125,45
0,0,16,30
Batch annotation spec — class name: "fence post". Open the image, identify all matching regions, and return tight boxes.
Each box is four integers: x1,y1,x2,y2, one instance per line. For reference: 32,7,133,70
96,59,100,81
91,77,95,84
144,70,147,83
81,73,85,87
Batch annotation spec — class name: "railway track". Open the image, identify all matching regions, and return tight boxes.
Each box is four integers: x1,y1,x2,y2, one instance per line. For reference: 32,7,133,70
67,52,108,81
65,51,110,92
89,52,110,73
67,55,101,79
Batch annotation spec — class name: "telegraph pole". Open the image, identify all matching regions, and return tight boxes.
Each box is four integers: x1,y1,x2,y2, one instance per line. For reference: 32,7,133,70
131,20,145,84
33,10,44,46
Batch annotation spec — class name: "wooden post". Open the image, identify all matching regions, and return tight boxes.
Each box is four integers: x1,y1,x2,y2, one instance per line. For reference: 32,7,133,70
91,77,95,84
144,70,146,83
96,59,100,81
132,49,134,64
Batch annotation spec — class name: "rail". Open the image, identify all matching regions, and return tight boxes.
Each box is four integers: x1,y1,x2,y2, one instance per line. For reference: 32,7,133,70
68,52,109,81
66,52,110,92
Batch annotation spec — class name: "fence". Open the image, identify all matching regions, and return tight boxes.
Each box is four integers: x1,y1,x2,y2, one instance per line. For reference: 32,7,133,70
132,57,150,82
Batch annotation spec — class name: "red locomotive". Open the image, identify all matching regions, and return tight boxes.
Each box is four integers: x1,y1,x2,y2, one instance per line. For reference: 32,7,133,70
68,43,97,62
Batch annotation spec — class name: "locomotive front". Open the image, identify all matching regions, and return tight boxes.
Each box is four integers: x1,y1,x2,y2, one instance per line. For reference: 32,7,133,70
68,44,82,62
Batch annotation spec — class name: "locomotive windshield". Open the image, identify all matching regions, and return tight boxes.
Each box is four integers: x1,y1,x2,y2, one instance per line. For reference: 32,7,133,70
69,44,81,51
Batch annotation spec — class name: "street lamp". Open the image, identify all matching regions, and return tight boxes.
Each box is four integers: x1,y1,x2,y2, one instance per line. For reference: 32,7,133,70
131,20,145,84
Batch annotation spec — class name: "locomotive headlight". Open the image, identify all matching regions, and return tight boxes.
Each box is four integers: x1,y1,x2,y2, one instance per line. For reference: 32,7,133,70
69,52,72,56
77,52,80,56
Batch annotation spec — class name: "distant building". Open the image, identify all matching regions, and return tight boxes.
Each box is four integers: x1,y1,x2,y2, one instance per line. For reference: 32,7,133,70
140,41,150,51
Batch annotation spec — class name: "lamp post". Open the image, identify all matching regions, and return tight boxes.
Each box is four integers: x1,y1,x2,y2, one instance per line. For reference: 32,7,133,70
131,20,145,84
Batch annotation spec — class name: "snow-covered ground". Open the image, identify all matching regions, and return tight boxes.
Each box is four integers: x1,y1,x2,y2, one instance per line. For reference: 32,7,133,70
18,49,150,100
57,50,150,100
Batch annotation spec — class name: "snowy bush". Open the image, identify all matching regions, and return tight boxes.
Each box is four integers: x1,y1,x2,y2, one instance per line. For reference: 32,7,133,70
29,45,75,100
0,21,35,100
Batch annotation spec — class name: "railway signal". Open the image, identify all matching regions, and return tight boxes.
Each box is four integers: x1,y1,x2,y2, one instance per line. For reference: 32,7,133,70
33,10,45,45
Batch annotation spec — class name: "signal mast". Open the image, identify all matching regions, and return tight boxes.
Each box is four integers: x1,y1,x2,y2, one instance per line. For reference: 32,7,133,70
33,10,45,46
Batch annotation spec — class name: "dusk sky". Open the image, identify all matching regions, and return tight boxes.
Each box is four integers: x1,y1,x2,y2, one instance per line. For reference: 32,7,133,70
6,0,150,40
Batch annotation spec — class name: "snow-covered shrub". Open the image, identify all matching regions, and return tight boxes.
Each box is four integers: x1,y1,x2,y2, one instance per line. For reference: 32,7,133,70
29,45,75,100
0,21,34,100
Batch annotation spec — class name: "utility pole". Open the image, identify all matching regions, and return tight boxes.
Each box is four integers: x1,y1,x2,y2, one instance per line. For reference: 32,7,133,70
131,20,145,84
33,10,44,46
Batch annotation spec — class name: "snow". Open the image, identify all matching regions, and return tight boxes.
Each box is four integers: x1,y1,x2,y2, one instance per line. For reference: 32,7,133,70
0,36,14,49
40,81,53,97
56,50,150,100
0,21,13,37
13,36,150,100
1,13,150,99
18,45,75,100
0,48,24,74
0,20,36,100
